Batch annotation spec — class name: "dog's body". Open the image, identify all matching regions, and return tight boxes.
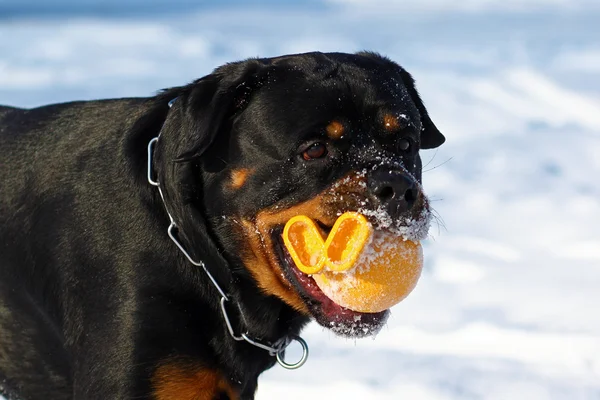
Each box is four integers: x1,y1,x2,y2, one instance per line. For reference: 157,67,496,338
0,52,444,400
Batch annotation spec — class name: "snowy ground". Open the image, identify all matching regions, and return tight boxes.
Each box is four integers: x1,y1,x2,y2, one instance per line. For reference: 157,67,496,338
1,1,599,399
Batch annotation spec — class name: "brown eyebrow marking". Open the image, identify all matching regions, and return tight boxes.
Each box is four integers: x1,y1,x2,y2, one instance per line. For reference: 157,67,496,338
383,113,401,132
326,120,345,140
230,168,252,190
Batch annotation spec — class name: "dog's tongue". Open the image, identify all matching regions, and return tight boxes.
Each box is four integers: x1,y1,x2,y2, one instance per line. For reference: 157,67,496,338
312,232,423,313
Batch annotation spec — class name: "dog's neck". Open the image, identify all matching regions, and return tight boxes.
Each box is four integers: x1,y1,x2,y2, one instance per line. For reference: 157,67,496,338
147,108,309,390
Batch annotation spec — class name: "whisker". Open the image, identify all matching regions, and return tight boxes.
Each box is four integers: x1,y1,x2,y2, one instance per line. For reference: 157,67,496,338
434,216,447,234
428,207,447,237
217,156,229,166
421,148,439,169
423,157,453,173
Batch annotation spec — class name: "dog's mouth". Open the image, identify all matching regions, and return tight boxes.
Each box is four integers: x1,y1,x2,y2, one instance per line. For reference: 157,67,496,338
242,170,431,338
271,222,389,338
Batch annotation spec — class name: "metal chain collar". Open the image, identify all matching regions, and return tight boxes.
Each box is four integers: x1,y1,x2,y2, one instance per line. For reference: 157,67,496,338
145,99,308,369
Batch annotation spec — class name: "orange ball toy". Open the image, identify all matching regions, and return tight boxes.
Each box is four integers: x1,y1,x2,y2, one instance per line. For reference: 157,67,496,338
283,212,423,313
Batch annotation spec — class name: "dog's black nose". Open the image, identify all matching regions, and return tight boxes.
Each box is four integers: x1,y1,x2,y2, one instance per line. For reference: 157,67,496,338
367,168,419,218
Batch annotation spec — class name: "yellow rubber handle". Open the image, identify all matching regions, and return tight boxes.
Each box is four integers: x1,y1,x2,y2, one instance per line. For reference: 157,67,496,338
323,212,372,272
282,212,372,274
282,215,326,274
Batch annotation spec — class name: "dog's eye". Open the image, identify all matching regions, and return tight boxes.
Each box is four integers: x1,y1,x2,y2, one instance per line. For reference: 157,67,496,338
397,138,412,153
302,143,328,160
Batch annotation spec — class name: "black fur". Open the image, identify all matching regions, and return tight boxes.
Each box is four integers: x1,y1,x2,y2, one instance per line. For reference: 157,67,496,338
0,51,444,400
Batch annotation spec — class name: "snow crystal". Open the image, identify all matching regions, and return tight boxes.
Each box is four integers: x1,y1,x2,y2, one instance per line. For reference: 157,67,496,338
358,205,432,243
328,313,388,338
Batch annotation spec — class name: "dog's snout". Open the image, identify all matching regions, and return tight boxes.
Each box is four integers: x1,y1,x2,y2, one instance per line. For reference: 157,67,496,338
368,169,419,218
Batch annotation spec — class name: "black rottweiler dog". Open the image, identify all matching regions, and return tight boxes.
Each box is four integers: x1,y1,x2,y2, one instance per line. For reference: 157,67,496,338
0,51,444,400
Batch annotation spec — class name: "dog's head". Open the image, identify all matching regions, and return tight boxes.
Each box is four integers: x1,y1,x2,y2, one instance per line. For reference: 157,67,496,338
155,52,444,338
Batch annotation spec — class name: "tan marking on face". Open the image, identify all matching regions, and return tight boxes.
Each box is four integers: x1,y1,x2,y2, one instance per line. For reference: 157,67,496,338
236,172,370,313
152,361,239,400
230,169,252,190
326,120,345,140
383,113,400,132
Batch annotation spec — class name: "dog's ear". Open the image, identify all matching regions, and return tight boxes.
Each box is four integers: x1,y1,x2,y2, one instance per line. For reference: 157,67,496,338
396,68,445,149
151,61,270,282
166,59,268,162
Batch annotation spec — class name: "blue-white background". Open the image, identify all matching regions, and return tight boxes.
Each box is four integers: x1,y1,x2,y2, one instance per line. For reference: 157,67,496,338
1,1,599,399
